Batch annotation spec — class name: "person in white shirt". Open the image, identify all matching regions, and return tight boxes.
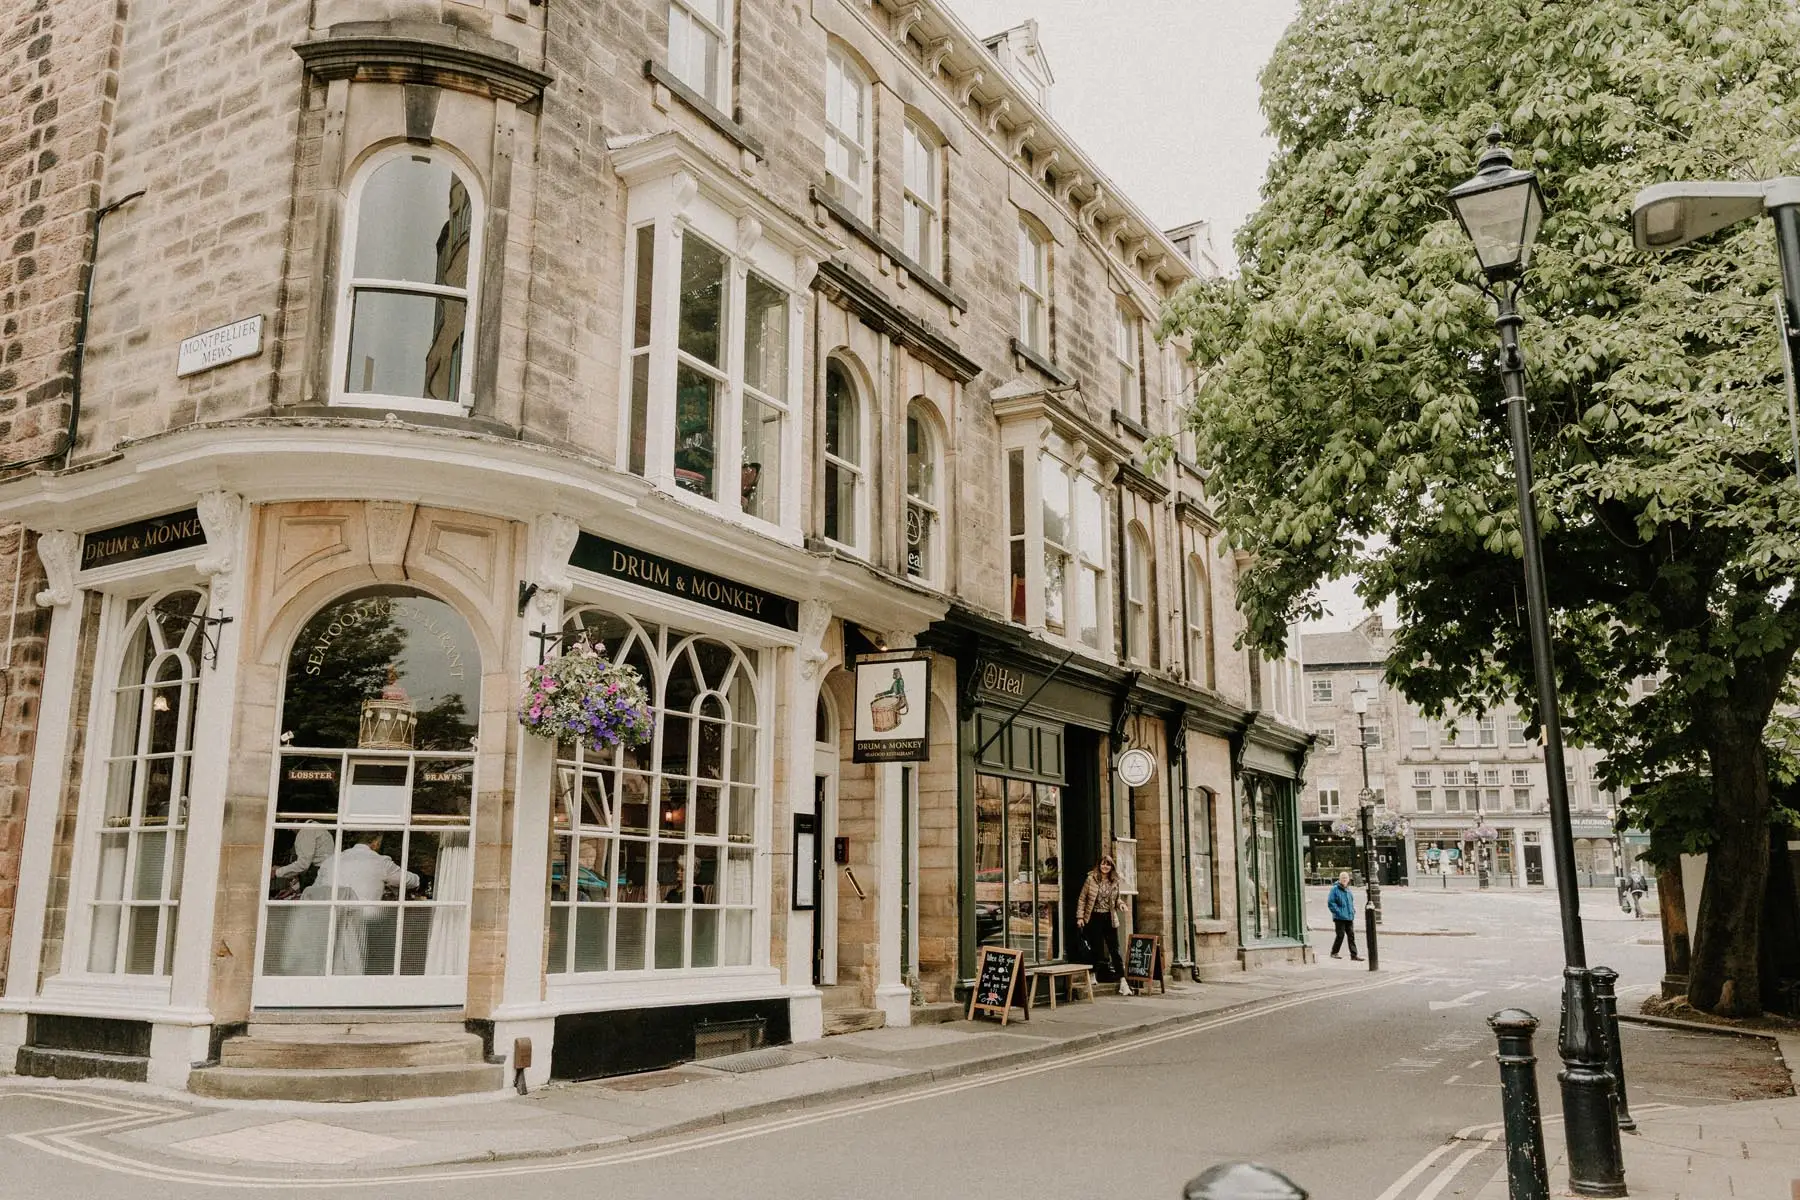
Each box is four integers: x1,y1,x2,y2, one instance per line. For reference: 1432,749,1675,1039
309,832,418,974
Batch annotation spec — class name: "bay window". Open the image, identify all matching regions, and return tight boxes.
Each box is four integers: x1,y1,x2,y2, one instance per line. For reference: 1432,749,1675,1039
1004,434,1110,653
825,46,871,219
614,133,821,537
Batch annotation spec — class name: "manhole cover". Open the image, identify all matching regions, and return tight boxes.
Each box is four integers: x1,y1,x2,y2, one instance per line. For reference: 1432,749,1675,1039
697,1047,814,1074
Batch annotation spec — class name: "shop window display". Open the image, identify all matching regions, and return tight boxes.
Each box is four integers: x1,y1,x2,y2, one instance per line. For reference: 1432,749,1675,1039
261,589,480,986
973,774,1062,964
548,607,763,974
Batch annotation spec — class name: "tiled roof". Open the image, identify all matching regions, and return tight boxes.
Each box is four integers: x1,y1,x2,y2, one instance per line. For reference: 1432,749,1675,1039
1301,629,1385,667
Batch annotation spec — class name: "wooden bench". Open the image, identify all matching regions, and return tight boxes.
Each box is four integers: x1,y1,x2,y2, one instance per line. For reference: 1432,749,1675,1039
1025,963,1095,1012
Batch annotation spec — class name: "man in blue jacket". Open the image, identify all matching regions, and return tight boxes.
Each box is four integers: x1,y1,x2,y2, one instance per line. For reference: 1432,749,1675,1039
1327,871,1362,960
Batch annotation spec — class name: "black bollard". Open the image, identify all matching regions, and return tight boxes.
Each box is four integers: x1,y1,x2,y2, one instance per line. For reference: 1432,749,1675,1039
1183,1162,1307,1199
1590,967,1635,1133
1489,1009,1550,1200
1364,905,1379,971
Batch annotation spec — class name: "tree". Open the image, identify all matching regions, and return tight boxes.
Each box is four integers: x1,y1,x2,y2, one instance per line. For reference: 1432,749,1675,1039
1164,0,1800,1015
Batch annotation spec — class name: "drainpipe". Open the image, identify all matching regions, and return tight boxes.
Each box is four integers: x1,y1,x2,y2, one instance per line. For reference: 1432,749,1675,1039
0,189,145,474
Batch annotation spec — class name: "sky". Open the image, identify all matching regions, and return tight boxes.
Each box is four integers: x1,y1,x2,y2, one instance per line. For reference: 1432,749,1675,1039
946,0,1382,632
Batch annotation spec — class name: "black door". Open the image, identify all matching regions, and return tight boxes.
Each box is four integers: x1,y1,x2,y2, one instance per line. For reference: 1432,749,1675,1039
810,779,827,986
1524,844,1544,885
1060,727,1102,963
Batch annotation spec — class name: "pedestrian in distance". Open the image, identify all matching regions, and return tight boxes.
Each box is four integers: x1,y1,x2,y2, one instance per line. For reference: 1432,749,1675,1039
1077,855,1131,994
1328,870,1362,961
1629,870,1649,919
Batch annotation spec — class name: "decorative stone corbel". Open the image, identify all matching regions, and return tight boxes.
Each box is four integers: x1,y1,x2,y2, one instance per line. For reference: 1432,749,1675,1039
794,254,819,292
528,512,580,616
736,215,764,260
954,68,984,108
984,97,1011,136
1079,187,1109,234
1054,170,1086,206
798,600,832,682
671,170,699,218
923,37,954,78
1119,232,1147,271
1007,121,1037,160
890,2,924,44
195,490,245,605
1037,148,1060,184
33,530,79,608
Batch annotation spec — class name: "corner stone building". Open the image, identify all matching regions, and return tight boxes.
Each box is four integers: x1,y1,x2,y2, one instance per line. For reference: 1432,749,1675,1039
0,0,1309,1096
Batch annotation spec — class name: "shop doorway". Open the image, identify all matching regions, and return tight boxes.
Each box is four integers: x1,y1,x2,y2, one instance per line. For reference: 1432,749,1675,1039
812,695,839,988
1060,728,1102,965
1524,843,1545,885
255,588,480,1008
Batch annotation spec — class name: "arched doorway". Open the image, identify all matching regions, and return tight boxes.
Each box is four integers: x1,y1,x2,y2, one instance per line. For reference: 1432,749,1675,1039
813,689,839,988
255,587,481,1007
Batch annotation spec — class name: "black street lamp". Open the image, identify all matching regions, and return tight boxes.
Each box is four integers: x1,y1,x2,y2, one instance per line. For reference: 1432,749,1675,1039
1448,129,1626,1196
1349,681,1382,926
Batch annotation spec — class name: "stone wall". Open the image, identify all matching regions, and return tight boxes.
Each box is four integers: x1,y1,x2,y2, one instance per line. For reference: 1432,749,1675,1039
0,526,48,994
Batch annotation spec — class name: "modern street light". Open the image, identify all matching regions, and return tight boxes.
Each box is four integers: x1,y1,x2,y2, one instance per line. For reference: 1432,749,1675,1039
1632,178,1800,481
1349,681,1382,926
1448,128,1626,1196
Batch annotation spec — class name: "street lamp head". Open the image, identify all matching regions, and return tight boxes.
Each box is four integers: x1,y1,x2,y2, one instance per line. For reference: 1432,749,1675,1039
1447,128,1546,283
1350,680,1369,716
1629,179,1785,251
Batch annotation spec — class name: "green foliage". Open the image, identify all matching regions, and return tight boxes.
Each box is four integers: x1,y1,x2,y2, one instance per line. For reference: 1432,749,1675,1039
1164,0,1800,827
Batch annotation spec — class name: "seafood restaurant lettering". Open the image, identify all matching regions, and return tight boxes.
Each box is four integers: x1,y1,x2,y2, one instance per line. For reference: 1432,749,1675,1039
570,533,799,630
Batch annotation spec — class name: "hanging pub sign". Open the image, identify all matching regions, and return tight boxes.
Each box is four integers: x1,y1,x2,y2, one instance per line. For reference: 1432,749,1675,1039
852,652,931,763
569,532,798,630
81,508,206,570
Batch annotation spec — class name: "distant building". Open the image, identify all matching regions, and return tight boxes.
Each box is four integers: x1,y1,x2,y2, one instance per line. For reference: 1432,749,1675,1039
1300,615,1629,889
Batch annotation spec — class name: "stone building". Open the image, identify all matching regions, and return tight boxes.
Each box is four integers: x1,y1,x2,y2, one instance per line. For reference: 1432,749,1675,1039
0,0,1309,1097
1300,616,1627,890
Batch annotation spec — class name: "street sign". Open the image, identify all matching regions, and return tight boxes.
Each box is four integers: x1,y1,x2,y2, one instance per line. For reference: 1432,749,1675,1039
1116,747,1156,788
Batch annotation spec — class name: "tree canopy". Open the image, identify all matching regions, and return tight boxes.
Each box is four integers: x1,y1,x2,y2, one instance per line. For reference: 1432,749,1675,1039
1163,0,1800,1014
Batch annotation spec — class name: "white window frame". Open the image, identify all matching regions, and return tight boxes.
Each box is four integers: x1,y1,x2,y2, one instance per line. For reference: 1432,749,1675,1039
1125,522,1152,666
1317,780,1341,816
1001,427,1112,657
1313,726,1337,749
1513,787,1532,811
822,358,870,555
614,134,822,543
902,118,942,273
825,46,872,219
1185,552,1211,686
1311,677,1334,703
1410,719,1431,749
1479,715,1498,746
1511,767,1531,785
1412,769,1431,787
332,144,483,413
1018,216,1049,353
1414,789,1434,812
1115,302,1142,421
668,0,732,109
905,402,945,584
1507,715,1528,745
64,586,209,986
1362,725,1384,749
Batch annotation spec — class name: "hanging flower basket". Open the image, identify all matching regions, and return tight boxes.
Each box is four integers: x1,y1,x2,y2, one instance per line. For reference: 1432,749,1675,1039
519,641,654,752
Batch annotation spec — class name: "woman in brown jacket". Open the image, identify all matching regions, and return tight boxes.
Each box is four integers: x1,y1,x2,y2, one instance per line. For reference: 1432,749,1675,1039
1077,855,1128,987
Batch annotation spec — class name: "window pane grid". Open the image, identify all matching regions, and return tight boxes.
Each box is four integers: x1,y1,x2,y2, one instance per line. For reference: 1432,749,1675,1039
550,611,761,976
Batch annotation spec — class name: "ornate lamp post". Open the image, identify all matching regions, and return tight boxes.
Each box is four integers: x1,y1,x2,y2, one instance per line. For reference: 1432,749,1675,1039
1471,823,1498,890
1349,681,1381,924
1448,129,1625,1196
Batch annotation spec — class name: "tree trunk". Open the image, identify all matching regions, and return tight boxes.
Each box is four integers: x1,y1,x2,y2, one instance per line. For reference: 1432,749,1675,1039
1687,721,1773,1017
1657,860,1689,999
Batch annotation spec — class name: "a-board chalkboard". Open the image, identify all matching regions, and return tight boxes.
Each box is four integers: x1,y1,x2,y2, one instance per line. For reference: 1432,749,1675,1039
967,946,1026,1024
1125,933,1165,993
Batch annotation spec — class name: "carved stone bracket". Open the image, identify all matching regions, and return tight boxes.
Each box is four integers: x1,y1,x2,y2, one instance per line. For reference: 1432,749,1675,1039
33,530,79,608
1007,121,1036,160
798,600,832,682
954,68,983,108
890,2,924,44
195,490,245,605
923,37,954,78
984,97,1011,136
528,512,580,615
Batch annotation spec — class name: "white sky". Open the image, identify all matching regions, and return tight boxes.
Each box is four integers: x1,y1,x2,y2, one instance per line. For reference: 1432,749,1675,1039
949,0,1382,633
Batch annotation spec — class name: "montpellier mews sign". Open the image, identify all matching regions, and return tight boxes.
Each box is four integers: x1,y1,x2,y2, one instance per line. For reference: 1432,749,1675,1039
177,316,264,377
82,508,206,570
570,533,799,630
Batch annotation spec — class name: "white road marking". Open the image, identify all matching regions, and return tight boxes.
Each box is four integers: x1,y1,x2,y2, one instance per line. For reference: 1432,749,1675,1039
1369,1144,1452,1200
1414,1146,1488,1200
1444,1075,1460,1085
1428,989,1489,1010
1466,1059,1485,1069
5,972,1421,1189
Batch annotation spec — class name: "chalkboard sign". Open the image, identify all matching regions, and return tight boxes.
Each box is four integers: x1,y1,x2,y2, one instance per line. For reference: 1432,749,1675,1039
967,946,1026,1024
1125,933,1165,993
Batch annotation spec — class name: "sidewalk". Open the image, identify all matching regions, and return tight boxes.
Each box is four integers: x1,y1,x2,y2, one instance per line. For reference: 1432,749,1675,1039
1473,1033,1800,1200
4,961,1365,1176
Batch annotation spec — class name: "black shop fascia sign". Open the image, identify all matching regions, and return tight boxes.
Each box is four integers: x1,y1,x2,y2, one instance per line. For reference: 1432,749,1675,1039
81,508,206,571
570,533,799,631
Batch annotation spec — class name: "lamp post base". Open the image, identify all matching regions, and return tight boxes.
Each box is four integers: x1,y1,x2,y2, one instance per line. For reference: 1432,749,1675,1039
1558,969,1627,1196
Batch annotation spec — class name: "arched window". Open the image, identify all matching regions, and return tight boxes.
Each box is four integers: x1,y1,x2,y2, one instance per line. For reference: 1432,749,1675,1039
85,588,208,976
1126,523,1153,665
905,402,944,584
1187,552,1213,686
548,608,764,975
336,148,481,410
260,588,480,1000
823,359,867,552
825,46,871,218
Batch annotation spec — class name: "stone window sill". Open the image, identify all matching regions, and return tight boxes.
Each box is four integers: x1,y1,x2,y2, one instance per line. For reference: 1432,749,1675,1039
1011,337,1073,388
643,59,766,161
809,186,968,313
